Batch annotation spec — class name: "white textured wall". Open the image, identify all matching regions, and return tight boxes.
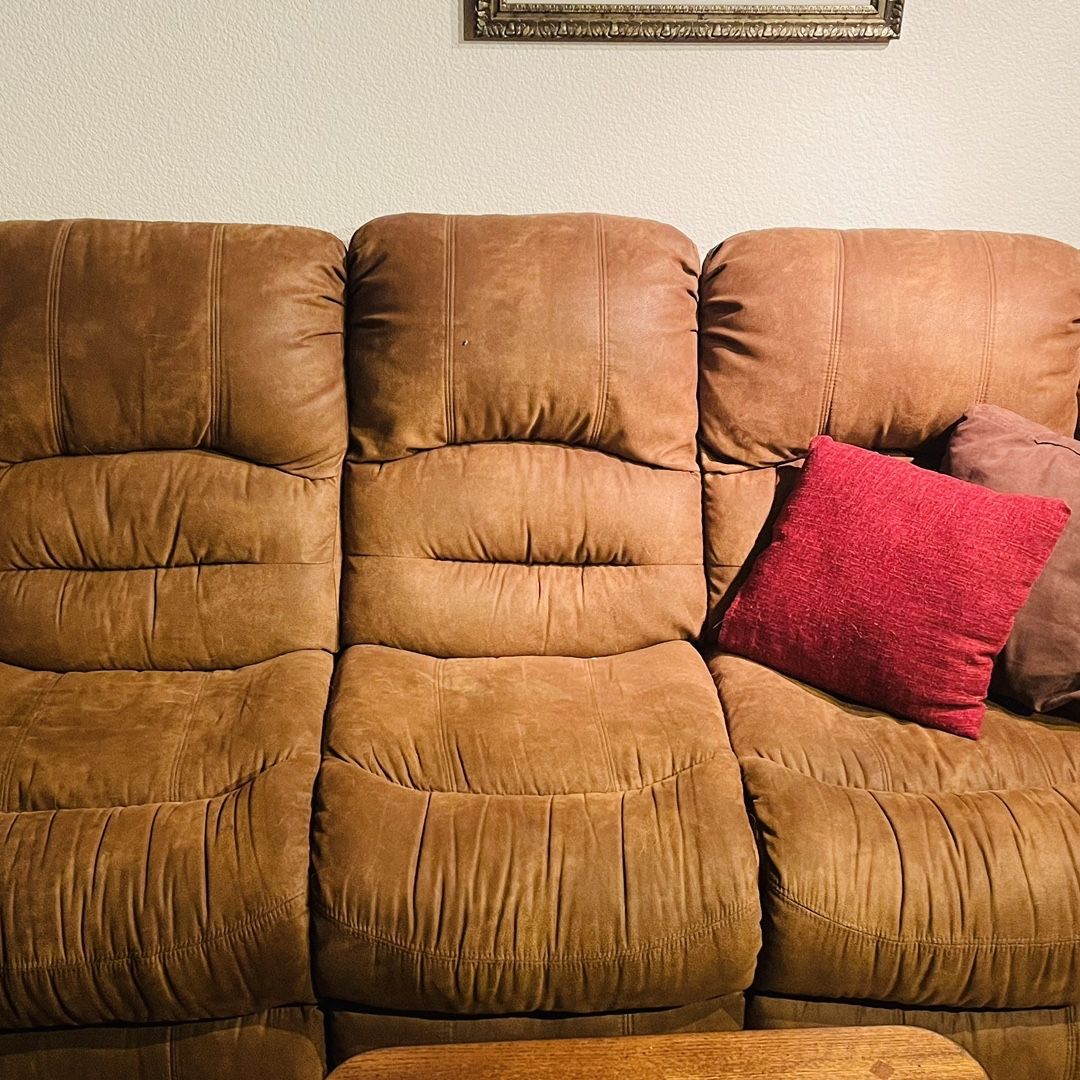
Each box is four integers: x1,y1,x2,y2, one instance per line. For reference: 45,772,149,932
2,1,1078,254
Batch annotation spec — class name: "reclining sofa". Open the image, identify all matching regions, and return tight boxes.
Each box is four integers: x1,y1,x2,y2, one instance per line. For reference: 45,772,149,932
0,214,1077,1080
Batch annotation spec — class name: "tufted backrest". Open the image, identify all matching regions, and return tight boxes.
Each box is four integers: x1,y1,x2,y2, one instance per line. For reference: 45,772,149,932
0,219,347,671
343,212,704,657
699,228,1080,637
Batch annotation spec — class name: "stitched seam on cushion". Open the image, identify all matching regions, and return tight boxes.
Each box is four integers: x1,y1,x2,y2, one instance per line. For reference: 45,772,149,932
1067,1004,1080,1078
312,899,758,964
207,224,225,449
5,757,309,815
434,660,457,793
588,214,610,449
769,883,1080,948
0,449,337,482
744,761,1080,800
1034,439,1080,459
332,753,723,797
168,672,209,803
167,1025,181,1080
859,730,894,796
0,891,307,976
816,230,846,437
443,216,457,446
0,674,61,811
346,554,701,568
46,220,74,457
975,232,997,405
868,789,907,934
329,474,341,639
585,658,619,790
9,444,690,477
2,560,337,573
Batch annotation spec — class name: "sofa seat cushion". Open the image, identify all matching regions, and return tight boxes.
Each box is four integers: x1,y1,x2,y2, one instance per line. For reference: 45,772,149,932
744,757,1080,1009
313,641,761,1015
0,653,328,1029
712,653,1080,1010
713,654,1080,793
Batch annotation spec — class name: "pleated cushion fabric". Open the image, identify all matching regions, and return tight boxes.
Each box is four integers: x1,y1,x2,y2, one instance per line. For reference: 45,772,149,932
0,219,346,1032
341,213,705,658
718,436,1070,738
945,405,1080,716
313,642,761,1015
0,1007,326,1080
743,757,1080,1009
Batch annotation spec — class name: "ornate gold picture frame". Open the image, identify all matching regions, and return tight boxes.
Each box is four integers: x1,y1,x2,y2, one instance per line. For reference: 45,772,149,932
467,1,904,42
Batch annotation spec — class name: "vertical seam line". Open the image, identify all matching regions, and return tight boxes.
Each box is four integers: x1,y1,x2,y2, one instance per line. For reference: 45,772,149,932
1066,1003,1078,1079
585,659,619,791
329,474,341,652
167,1022,181,1080
46,220,74,456
443,216,457,446
816,230,847,438
434,659,457,793
207,224,225,448
975,232,997,406
168,672,210,803
589,214,610,448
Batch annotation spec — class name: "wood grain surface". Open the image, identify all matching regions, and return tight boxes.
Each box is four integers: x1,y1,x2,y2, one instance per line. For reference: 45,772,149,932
328,1026,989,1079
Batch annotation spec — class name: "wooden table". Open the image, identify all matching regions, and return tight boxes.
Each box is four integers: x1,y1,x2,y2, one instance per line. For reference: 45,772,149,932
328,1026,989,1079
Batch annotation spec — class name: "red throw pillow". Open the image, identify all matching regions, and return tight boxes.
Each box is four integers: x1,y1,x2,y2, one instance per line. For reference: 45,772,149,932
718,436,1070,738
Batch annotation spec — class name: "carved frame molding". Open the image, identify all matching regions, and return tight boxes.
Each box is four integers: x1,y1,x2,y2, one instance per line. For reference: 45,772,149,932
467,0,904,42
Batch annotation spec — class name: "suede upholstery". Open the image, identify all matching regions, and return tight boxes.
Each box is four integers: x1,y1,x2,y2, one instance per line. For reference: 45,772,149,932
327,994,744,1065
314,213,761,1036
0,220,345,1078
341,212,706,657
0,1007,326,1079
699,228,1080,468
748,995,1078,1080
315,642,758,1014
945,405,1080,715
703,229,1080,1080
6,214,1079,1079
699,228,1080,634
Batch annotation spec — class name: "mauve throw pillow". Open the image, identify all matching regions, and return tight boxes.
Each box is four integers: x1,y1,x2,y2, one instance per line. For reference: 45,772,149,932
718,436,1070,738
945,404,1080,716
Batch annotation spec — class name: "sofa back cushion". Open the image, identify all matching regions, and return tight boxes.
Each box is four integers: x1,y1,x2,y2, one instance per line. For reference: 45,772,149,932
0,219,347,670
699,228,1080,636
343,213,704,656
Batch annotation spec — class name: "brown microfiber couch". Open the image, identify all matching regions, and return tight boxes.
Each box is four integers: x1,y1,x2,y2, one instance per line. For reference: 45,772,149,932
1,214,1079,1080
699,228,1080,1080
0,219,346,1077
311,213,762,1058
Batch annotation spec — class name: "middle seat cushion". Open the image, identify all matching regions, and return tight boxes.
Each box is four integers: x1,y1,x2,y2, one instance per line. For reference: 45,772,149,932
312,641,761,1014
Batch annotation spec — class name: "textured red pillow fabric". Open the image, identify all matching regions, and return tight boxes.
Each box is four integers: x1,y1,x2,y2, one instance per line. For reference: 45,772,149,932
718,436,1070,738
